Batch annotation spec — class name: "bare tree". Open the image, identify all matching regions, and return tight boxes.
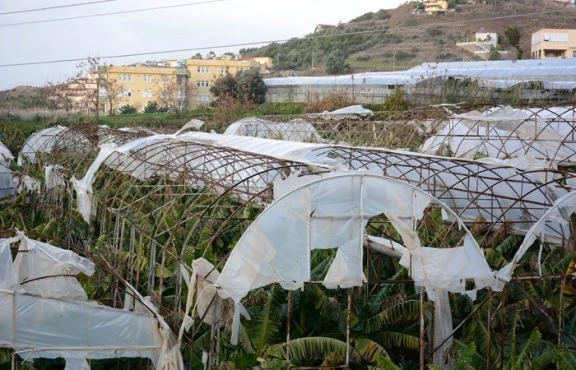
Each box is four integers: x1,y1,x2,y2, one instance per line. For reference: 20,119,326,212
154,78,196,115
100,76,125,115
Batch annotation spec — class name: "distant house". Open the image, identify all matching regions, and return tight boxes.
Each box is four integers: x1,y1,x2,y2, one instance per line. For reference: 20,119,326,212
475,29,498,48
424,0,448,14
531,28,576,59
314,24,336,33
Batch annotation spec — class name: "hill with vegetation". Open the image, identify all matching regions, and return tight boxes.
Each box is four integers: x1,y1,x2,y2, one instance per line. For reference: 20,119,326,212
242,0,576,74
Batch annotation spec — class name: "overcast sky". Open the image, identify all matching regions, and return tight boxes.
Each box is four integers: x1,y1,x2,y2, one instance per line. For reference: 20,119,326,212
0,0,406,90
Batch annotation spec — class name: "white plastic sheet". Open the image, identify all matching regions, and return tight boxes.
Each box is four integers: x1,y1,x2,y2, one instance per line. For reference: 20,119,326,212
213,174,499,352
421,106,576,167
0,233,183,369
224,117,323,142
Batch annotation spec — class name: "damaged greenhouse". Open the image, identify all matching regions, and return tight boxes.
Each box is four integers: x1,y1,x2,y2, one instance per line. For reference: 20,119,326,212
2,103,576,369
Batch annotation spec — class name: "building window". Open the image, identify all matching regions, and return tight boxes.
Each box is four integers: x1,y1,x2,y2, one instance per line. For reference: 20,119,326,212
123,89,132,97
143,89,153,98
196,95,210,102
219,67,229,76
143,75,153,82
197,66,209,73
161,76,170,83
118,74,133,82
196,80,209,87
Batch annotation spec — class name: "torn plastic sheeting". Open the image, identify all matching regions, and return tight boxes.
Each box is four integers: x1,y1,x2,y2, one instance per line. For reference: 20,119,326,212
0,291,167,366
179,259,250,345
44,165,67,189
72,144,119,223
365,235,407,258
1,233,183,369
13,234,95,301
13,175,40,194
17,126,67,166
400,234,495,301
0,141,14,166
214,175,436,328
0,164,15,198
495,189,576,287
433,290,453,367
421,107,576,164
0,238,18,290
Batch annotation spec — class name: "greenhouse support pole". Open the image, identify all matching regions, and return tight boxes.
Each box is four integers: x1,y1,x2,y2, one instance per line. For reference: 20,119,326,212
286,291,292,368
487,290,492,370
346,288,351,366
419,286,425,370
559,274,565,347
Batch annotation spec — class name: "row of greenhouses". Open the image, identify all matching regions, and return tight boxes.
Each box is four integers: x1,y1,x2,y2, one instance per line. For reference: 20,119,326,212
2,105,576,369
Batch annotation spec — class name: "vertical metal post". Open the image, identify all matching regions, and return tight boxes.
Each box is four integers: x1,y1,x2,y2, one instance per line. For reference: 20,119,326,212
559,275,565,346
419,287,425,370
286,291,292,368
346,289,352,366
487,290,493,370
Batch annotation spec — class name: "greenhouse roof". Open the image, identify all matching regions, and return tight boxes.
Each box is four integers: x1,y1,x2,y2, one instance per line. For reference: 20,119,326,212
264,59,576,88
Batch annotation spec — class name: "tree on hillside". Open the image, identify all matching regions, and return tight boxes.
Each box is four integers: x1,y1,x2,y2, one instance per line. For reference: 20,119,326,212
325,50,349,74
505,27,523,59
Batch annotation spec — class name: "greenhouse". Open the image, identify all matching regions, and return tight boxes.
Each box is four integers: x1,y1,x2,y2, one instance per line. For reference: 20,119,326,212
3,104,576,368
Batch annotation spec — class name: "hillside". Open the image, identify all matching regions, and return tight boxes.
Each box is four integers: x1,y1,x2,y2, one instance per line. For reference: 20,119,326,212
243,0,576,74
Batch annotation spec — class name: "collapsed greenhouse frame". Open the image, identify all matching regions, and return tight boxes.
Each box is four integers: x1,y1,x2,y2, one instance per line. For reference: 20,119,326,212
5,105,576,368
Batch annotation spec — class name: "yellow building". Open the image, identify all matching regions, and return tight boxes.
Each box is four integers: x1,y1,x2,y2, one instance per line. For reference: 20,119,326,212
531,28,576,59
424,0,448,14
186,56,273,107
104,64,190,112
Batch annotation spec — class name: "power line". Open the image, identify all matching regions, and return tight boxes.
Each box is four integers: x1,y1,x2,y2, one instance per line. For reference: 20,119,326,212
0,0,116,16
1,8,574,68
0,0,227,27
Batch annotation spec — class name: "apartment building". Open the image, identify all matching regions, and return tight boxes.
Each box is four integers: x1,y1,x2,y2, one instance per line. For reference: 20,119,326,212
424,0,448,14
186,56,273,107
531,28,576,59
104,64,190,112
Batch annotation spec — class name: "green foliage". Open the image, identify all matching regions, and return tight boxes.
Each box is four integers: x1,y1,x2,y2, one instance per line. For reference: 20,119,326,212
257,102,305,115
325,50,349,74
236,69,267,104
118,104,137,114
427,27,443,37
381,88,409,111
242,24,382,72
350,9,391,23
304,91,355,113
209,74,237,100
489,46,501,61
505,27,523,59
505,27,521,48
210,69,267,105
143,101,168,114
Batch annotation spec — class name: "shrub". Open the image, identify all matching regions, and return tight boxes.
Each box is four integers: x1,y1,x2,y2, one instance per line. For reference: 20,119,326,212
381,88,409,111
304,92,356,113
427,27,443,37
144,101,168,114
119,105,137,114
